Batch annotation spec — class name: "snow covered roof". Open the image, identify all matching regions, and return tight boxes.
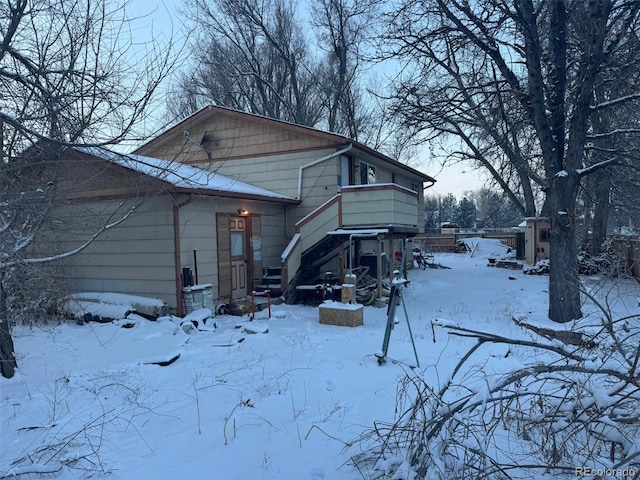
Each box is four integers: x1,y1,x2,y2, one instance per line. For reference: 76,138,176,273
74,146,297,203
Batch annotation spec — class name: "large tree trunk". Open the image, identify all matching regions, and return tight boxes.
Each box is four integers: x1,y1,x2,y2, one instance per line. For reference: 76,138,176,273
0,319,16,379
547,176,583,323
0,272,17,378
591,175,612,256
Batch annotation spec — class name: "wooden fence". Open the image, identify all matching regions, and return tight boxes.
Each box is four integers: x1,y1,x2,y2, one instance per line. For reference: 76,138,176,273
413,232,518,253
414,233,640,281
610,236,640,280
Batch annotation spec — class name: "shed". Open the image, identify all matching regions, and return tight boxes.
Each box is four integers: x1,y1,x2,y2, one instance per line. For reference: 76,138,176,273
523,217,551,265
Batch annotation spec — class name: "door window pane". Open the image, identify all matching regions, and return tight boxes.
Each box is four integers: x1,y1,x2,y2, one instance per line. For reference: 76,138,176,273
231,232,244,257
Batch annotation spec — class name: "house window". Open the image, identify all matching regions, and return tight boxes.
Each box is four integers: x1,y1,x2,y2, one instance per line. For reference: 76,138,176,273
360,162,376,184
411,182,421,193
539,228,551,242
392,173,398,184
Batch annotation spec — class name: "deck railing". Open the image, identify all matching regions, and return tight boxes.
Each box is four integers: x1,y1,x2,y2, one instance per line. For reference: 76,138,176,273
280,184,421,295
341,184,419,228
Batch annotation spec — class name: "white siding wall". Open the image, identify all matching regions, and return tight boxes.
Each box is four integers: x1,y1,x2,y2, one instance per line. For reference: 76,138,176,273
64,196,176,304
61,195,288,312
209,148,340,236
209,149,335,197
355,159,426,232
180,197,287,287
257,203,288,269
178,199,217,289
297,199,341,254
342,186,418,228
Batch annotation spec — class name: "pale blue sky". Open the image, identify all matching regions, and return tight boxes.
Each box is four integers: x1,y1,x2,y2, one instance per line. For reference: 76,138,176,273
125,0,186,55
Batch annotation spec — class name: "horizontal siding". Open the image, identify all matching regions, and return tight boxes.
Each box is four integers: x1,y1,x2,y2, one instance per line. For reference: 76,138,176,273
71,251,174,267
180,196,288,295
209,148,339,199
47,187,292,313
97,227,174,242
136,113,337,165
259,208,288,268
342,186,418,227
68,265,172,280
179,199,217,291
198,149,341,238
298,200,340,253
61,196,177,306
68,277,173,300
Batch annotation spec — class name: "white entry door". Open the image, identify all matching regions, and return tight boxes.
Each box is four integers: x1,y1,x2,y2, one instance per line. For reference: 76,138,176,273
230,216,247,299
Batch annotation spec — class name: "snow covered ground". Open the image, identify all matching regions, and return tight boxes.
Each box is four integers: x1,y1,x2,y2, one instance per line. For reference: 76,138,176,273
2,239,639,479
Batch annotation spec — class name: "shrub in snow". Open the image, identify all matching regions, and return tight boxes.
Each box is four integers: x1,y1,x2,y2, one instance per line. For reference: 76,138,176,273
4,263,68,326
351,294,640,479
524,246,630,277
579,240,629,278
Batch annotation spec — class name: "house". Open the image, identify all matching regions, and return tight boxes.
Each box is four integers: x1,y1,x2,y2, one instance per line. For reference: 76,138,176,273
55,106,436,315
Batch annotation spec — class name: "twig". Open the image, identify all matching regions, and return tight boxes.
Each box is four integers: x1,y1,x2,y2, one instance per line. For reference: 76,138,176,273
193,382,201,434
304,424,349,446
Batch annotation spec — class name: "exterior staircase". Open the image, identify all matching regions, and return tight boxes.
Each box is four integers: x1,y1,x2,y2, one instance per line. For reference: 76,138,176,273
280,183,422,302
255,266,283,297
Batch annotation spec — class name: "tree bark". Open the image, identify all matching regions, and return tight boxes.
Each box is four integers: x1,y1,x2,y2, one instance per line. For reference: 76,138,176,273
591,176,612,256
0,272,17,378
547,175,582,323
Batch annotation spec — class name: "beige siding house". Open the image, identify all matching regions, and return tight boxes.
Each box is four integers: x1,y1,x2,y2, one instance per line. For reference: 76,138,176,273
134,106,434,233
55,106,435,314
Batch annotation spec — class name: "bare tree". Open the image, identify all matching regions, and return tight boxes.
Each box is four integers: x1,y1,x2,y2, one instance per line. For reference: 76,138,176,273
383,0,640,323
171,0,394,148
171,0,323,126
608,164,640,233
310,0,384,139
580,44,640,252
389,52,543,219
0,0,176,378
470,188,523,229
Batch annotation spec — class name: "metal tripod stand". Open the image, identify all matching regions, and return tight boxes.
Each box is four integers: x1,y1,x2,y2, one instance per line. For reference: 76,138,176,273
377,270,420,368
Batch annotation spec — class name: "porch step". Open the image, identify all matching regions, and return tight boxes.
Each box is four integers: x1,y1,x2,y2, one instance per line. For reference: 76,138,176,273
255,281,282,290
255,266,282,296
264,266,282,277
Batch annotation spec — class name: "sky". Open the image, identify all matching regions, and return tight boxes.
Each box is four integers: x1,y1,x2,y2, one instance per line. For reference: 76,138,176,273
3,239,640,479
125,1,182,34
423,160,487,198
122,0,486,199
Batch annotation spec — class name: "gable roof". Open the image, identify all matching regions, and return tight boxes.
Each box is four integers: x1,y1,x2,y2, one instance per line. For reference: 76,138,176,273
75,146,298,203
135,105,436,184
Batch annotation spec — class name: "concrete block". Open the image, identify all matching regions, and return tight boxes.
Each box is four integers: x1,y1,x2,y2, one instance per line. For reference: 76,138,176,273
319,302,363,327
344,274,357,285
341,284,356,303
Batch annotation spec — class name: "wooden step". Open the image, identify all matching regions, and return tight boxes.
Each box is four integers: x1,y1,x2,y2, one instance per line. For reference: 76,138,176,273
264,266,281,276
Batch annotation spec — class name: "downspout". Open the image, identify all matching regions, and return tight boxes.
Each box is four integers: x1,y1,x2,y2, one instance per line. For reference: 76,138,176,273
297,144,352,200
173,193,194,316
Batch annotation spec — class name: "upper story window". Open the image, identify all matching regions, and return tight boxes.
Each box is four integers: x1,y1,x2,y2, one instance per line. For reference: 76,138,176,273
360,162,376,184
